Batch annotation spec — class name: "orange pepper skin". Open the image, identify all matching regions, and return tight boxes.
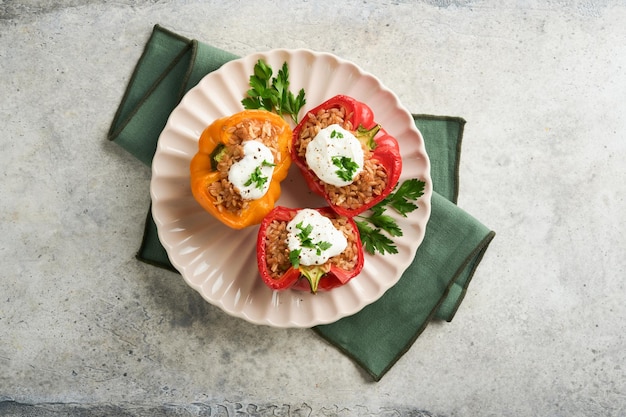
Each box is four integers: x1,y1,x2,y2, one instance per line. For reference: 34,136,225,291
190,110,292,229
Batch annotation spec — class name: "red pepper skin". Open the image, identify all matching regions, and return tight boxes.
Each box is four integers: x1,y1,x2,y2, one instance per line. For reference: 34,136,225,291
291,95,402,217
256,206,365,293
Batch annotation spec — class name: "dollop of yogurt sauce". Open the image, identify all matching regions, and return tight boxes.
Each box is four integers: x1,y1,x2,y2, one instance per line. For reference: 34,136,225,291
287,209,348,266
305,124,364,187
228,140,275,200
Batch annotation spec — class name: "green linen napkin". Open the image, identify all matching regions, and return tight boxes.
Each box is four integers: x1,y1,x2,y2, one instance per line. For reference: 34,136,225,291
108,25,495,381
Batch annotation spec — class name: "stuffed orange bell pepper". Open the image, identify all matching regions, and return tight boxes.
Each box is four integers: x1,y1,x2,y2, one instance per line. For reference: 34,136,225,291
190,110,292,229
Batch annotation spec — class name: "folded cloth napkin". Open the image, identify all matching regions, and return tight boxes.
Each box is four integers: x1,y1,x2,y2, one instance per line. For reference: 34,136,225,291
108,25,495,381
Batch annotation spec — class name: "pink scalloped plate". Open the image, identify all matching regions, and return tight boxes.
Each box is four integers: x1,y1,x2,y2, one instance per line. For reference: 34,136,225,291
150,49,432,328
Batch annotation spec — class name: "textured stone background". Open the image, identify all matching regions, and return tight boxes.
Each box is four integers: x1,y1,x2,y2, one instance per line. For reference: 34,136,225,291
1,1,625,416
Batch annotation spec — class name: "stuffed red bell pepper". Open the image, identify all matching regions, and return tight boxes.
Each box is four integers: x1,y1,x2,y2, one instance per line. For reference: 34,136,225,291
257,206,364,293
291,95,402,217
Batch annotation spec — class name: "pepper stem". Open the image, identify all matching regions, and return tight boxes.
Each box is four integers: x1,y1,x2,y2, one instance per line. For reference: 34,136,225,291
299,265,327,294
355,124,381,150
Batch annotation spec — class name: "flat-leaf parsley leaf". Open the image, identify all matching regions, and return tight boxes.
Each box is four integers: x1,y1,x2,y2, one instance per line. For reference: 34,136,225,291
241,60,306,123
381,178,426,216
356,220,398,255
356,178,426,255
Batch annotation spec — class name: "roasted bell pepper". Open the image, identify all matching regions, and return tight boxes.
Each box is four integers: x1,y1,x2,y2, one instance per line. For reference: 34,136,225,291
190,110,292,229
291,95,402,217
256,206,364,293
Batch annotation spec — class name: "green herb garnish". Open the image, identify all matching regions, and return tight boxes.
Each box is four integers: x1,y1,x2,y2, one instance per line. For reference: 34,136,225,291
261,160,276,167
289,249,301,269
356,178,426,255
241,60,306,123
295,222,315,247
381,178,426,217
244,166,269,189
296,221,331,252
315,241,333,256
288,221,332,267
330,129,344,139
355,221,398,255
332,156,360,182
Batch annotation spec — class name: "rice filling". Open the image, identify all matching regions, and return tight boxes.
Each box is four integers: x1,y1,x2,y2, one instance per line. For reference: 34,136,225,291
208,119,283,214
295,107,389,210
263,212,359,280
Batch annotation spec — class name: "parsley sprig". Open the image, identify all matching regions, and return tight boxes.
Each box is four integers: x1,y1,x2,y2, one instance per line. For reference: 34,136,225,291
241,59,306,123
356,178,426,255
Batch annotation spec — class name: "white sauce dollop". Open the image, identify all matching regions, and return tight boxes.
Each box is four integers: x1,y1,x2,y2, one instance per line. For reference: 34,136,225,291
228,140,275,200
305,124,364,187
287,209,348,266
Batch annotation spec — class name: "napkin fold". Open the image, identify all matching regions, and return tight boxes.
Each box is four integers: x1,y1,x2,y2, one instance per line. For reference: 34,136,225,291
108,25,495,381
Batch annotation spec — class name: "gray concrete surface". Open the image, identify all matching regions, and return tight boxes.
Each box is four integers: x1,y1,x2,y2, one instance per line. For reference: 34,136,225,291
2,1,625,416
